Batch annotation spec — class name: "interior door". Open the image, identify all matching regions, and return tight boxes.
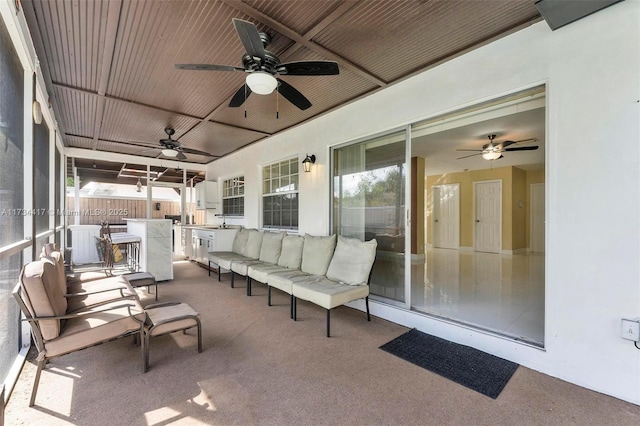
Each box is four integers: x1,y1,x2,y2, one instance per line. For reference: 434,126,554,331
474,180,501,254
433,184,460,249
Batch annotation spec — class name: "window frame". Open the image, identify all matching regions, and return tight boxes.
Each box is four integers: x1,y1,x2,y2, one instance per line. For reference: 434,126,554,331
261,157,299,230
221,175,245,217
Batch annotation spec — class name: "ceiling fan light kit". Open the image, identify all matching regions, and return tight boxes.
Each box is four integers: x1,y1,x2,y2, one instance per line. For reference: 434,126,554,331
246,71,277,95
482,151,502,161
161,148,179,157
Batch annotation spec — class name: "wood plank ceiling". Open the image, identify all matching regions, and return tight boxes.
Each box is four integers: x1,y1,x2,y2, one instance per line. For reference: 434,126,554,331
23,0,541,166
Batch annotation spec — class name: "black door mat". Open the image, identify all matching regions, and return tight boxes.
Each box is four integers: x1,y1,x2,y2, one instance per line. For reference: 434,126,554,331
380,328,518,399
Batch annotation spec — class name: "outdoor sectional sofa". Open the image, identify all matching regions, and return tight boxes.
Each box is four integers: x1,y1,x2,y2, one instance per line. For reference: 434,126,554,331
208,229,377,337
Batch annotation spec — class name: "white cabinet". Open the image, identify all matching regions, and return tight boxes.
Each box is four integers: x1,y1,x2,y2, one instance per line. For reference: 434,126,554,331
125,219,173,281
191,228,237,265
195,181,218,210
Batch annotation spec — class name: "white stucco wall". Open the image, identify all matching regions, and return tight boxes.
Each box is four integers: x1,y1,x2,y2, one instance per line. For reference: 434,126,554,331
208,2,640,404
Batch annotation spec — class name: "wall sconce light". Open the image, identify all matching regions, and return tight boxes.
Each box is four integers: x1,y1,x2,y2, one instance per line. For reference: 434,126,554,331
32,100,43,124
136,177,142,192
302,154,316,172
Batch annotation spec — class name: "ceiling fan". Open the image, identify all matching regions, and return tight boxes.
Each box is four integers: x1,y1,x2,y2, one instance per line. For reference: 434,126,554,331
457,134,538,160
129,128,219,161
175,19,339,111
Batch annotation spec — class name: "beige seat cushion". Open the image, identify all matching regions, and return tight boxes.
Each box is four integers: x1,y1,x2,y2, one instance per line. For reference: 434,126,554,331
292,276,370,310
231,259,264,276
248,263,292,284
45,299,145,358
266,269,311,295
300,234,336,276
209,252,249,270
146,303,199,336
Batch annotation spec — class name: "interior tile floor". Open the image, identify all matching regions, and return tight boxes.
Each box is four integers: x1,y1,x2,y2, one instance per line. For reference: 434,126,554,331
411,248,545,346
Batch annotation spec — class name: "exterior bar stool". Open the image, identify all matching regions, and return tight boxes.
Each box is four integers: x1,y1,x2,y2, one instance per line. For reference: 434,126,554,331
143,302,202,372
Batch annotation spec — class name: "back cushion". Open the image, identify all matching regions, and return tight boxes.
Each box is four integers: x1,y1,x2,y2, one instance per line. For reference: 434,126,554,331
231,228,250,254
300,234,337,276
41,243,59,257
243,229,264,259
21,260,67,340
46,252,68,296
259,231,285,264
326,236,378,285
277,235,304,269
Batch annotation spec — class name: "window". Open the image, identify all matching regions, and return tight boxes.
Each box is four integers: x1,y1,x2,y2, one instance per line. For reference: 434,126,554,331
222,176,244,216
0,15,26,392
262,157,298,230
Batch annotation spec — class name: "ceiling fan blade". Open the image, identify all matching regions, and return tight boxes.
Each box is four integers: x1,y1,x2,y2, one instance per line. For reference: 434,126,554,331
502,138,537,147
176,151,187,161
229,84,252,107
457,152,483,160
233,19,266,59
175,64,244,72
278,61,339,76
456,149,483,152
276,78,311,110
505,146,539,152
180,147,219,157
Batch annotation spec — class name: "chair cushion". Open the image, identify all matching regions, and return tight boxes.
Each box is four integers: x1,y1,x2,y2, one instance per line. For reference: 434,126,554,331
248,263,291,284
42,252,67,297
243,229,264,259
259,231,285,264
231,259,264,276
326,236,378,285
45,299,145,358
146,302,199,337
66,276,137,312
21,259,67,340
231,228,250,254
292,276,370,310
266,269,311,295
209,252,249,270
300,234,336,276
277,235,304,269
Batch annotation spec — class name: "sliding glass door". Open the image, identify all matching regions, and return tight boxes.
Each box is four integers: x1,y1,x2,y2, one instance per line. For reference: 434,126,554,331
332,130,407,303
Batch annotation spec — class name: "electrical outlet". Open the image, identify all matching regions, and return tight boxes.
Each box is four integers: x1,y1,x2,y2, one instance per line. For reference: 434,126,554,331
621,318,640,341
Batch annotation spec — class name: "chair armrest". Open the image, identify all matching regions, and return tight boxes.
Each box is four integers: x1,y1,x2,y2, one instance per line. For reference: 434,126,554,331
65,286,128,298
22,302,138,322
144,301,181,310
65,294,140,313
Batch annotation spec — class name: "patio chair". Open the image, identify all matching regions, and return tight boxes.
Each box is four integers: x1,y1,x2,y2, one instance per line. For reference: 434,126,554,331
13,258,147,406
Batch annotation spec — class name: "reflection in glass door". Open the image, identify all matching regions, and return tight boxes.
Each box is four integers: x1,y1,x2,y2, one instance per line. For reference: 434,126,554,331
332,131,406,303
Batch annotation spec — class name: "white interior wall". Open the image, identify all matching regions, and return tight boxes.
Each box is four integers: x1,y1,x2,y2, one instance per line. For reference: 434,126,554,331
210,2,640,404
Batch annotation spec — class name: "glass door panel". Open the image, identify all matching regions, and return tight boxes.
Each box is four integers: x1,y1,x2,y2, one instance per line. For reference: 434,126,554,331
332,131,406,303
410,91,546,346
